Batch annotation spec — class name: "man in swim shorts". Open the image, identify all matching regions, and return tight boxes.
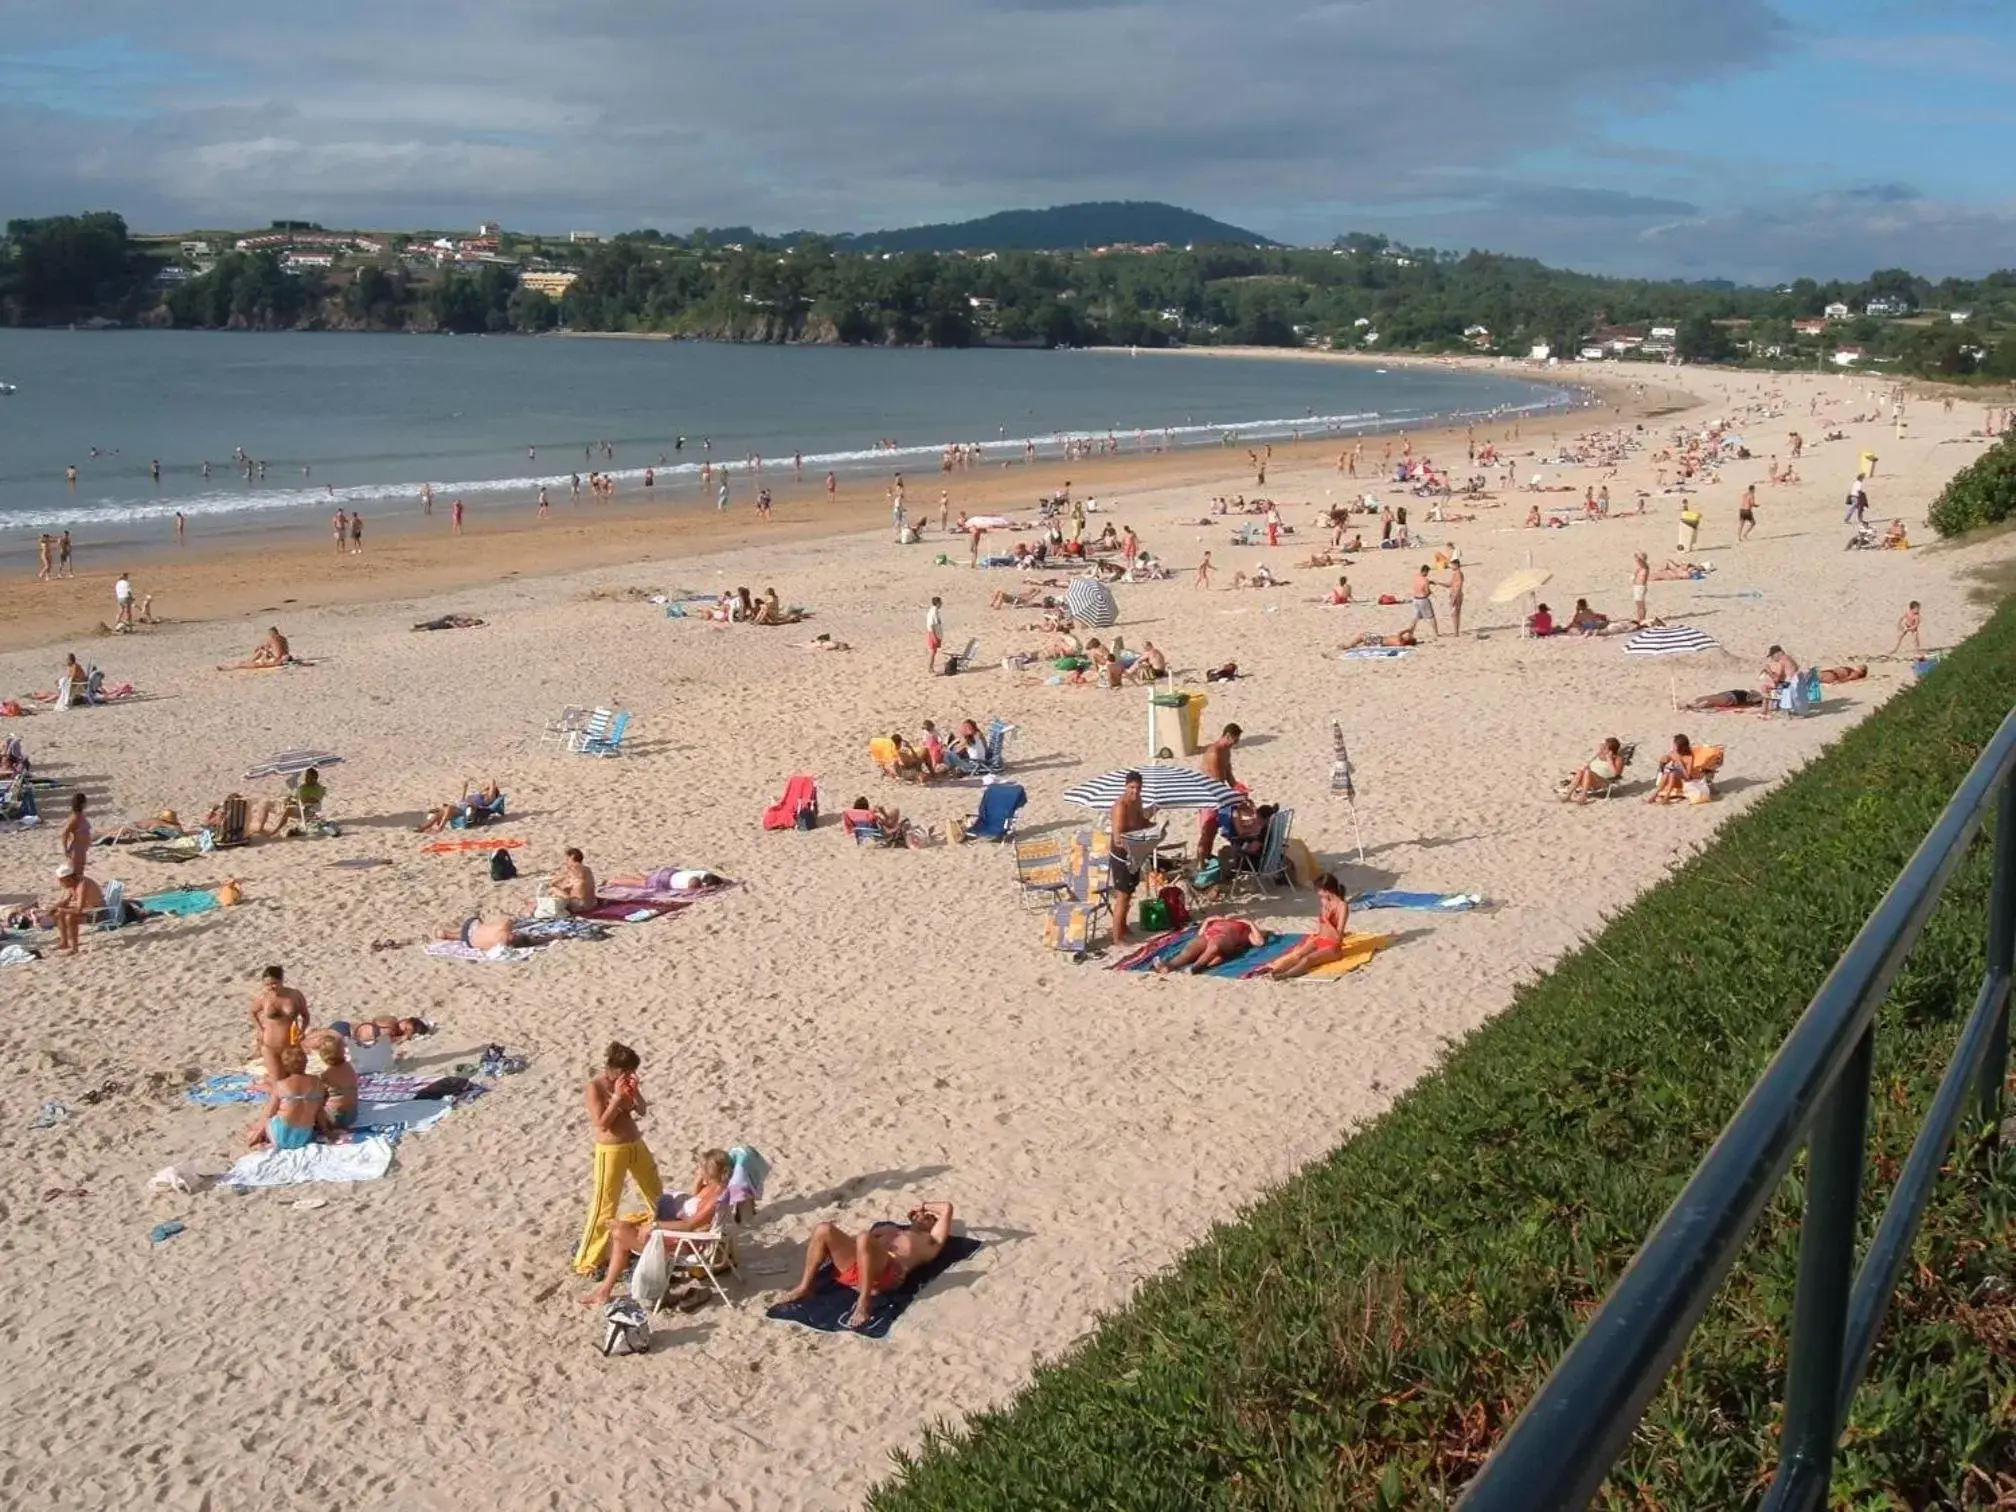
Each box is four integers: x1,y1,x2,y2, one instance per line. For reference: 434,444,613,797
780,1201,955,1329
1410,564,1439,637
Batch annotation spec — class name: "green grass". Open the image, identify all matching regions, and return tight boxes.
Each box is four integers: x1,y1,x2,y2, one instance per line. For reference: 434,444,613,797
872,601,2016,1511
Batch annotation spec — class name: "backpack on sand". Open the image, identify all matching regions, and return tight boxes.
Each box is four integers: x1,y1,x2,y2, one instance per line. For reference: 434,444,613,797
600,1297,651,1356
490,848,517,881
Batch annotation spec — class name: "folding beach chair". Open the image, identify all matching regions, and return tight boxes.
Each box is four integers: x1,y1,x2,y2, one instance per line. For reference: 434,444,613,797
1774,668,1823,717
205,794,249,849
967,781,1026,842
569,709,630,756
0,770,34,822
1227,808,1296,901
448,791,507,829
540,705,595,746
1012,833,1072,910
842,809,893,847
762,774,819,831
645,1198,745,1312
946,719,1016,777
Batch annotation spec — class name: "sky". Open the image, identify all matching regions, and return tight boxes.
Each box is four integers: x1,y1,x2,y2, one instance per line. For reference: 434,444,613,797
1,0,2012,284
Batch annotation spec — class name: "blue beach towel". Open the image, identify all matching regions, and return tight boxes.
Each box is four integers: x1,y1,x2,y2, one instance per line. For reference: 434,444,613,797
1351,890,1482,912
1341,647,1410,660
765,1234,982,1339
139,888,219,917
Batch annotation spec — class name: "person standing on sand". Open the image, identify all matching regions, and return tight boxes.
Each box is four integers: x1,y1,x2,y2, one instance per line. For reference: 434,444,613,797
1632,552,1650,625
717,474,730,512
420,482,434,515
572,1042,664,1277
892,488,907,541
175,512,186,546
350,513,364,554
794,451,803,481
1410,564,1440,638
1439,556,1466,636
61,792,92,881
451,498,464,535
35,534,52,581
537,486,550,519
925,596,945,673
826,471,837,497
1194,724,1243,863
113,571,134,629
1195,551,1214,589
1889,601,1923,658
332,509,347,554
939,490,950,533
1107,772,1154,946
1738,483,1758,543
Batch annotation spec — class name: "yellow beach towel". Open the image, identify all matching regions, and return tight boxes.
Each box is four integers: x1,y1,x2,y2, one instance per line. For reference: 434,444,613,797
1306,932,1396,978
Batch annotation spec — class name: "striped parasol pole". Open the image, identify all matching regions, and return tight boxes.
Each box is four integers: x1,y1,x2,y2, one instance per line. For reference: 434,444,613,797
1331,720,1367,864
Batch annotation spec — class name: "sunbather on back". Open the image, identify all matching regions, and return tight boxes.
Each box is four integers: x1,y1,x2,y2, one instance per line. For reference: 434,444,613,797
780,1202,955,1329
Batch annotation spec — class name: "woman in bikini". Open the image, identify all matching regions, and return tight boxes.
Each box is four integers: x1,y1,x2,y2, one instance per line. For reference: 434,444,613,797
1265,873,1352,979
247,1044,326,1150
249,966,310,1086
1649,734,1697,804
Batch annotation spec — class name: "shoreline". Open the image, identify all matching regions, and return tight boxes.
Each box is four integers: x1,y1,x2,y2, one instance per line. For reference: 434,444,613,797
0,373,1664,656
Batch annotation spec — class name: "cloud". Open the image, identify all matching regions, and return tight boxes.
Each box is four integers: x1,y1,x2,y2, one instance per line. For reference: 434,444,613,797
1491,185,1701,219
0,0,1780,242
1841,182,1921,204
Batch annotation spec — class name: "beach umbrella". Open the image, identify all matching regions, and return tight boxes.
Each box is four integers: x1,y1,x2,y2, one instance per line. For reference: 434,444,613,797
1330,720,1367,863
1624,624,1717,657
965,515,1014,531
244,748,343,780
1489,567,1552,604
1063,765,1237,811
1065,577,1119,628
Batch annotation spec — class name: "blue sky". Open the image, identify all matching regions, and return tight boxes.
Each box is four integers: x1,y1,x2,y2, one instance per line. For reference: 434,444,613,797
1,0,2011,283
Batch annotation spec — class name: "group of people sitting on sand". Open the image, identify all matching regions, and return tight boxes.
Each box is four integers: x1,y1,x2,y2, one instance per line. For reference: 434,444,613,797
699,587,805,625
245,964,434,1149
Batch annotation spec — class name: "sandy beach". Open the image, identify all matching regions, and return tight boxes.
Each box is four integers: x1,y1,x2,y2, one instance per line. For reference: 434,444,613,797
2,361,2008,1510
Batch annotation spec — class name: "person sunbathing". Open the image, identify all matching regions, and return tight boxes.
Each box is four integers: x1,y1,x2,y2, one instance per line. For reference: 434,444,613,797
1154,916,1269,975
1649,734,1699,804
843,797,921,847
1681,688,1762,711
780,1202,956,1330
1298,549,1341,569
415,777,504,833
798,633,852,651
219,626,294,671
303,1029,359,1131
1321,576,1353,606
1563,598,1610,635
1230,565,1278,589
329,1015,435,1073
436,916,534,952
1882,519,1909,549
1342,626,1417,650
1559,737,1628,802
1648,559,1707,581
1817,664,1869,684
583,1149,734,1305
246,1043,326,1151
753,588,804,625
546,846,598,913
1265,873,1354,979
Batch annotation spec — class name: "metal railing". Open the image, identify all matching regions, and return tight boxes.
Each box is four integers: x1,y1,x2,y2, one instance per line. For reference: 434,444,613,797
1460,710,2016,1512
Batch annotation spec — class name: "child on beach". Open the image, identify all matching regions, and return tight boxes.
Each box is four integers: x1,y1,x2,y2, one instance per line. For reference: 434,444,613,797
572,1043,664,1276
1889,601,1923,658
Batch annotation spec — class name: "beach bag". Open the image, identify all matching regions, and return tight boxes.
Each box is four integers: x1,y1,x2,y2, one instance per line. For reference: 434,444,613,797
1138,897,1171,933
629,1229,673,1311
599,1297,651,1357
489,848,517,881
793,799,817,831
1158,885,1190,929
948,816,967,846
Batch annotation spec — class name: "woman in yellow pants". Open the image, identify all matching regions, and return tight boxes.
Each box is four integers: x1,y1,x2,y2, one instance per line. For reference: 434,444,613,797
572,1042,665,1275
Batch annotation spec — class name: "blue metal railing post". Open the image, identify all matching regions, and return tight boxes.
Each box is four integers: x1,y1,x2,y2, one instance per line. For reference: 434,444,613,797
1762,1025,1872,1512
1977,772,2016,1143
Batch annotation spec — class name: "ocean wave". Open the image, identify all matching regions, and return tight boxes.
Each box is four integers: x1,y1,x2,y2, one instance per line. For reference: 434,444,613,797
0,393,1572,534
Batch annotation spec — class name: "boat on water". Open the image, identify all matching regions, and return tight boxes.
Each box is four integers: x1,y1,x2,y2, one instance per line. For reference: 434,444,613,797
0,382,16,394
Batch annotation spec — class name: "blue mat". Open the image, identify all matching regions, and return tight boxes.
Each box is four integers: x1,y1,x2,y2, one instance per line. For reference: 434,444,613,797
765,1234,982,1339
1341,646,1410,660
1351,890,1481,912
140,888,218,917
187,1072,259,1105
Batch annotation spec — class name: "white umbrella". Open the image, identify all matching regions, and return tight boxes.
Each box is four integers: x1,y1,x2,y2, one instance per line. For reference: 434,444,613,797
1063,765,1238,811
1330,721,1366,863
1624,625,1717,656
1489,567,1552,604
244,749,343,780
1065,577,1118,628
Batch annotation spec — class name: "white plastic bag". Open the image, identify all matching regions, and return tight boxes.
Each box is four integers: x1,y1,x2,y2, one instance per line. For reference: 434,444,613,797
629,1228,672,1310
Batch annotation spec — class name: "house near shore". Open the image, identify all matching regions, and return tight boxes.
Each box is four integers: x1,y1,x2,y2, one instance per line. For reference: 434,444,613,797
1865,296,1912,317
1951,310,1973,324
1528,341,1552,361
518,270,578,297
1831,346,1866,366
280,251,335,274
1823,301,1851,319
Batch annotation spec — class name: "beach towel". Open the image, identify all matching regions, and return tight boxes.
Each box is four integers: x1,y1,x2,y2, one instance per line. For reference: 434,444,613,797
1111,928,1392,979
184,1070,483,1107
423,939,539,963
225,1135,395,1189
764,1235,982,1339
595,879,739,906
351,1099,454,1136
138,888,218,918
763,775,819,831
578,898,685,924
1350,890,1482,912
421,837,525,854
1341,646,1410,660
133,845,202,864
509,916,612,943
727,1144,769,1211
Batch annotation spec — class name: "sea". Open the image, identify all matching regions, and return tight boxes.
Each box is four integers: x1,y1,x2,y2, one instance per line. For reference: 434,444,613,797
0,329,1572,554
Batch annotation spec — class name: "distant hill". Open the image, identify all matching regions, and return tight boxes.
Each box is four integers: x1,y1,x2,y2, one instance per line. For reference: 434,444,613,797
810,201,1275,253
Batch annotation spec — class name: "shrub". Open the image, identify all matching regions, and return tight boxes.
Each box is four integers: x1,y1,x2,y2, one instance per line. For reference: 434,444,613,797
1929,433,2016,537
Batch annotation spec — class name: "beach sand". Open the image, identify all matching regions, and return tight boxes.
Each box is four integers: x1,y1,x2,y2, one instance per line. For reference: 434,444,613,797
0,363,2006,1510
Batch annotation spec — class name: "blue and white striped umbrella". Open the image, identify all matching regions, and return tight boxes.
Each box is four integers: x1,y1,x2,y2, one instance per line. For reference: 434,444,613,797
1623,624,1718,656
1063,765,1238,811
1065,577,1118,628
244,748,343,780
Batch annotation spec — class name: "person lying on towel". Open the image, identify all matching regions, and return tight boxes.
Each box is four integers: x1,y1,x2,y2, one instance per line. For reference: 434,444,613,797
780,1202,956,1330
1341,625,1418,650
1155,918,1269,975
